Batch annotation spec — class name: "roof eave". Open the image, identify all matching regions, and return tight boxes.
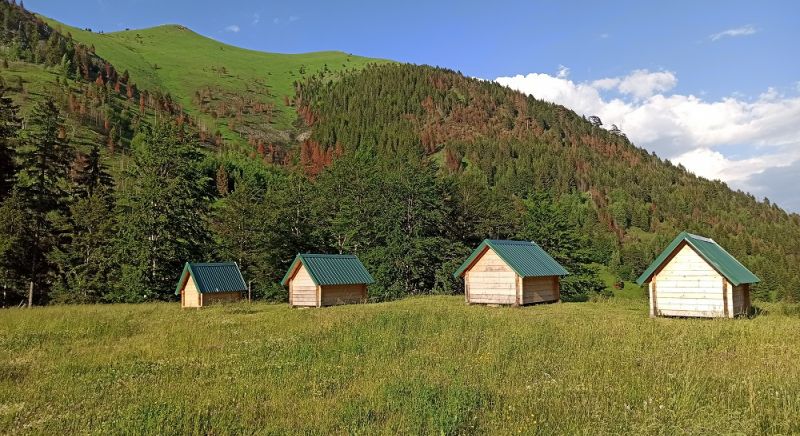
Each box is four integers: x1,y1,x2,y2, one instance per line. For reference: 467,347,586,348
174,262,192,295
453,240,490,278
281,254,314,286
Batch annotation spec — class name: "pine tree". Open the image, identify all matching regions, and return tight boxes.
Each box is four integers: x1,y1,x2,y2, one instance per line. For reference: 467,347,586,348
50,191,116,303
50,137,115,303
210,179,294,299
72,142,112,198
112,122,209,301
516,193,605,301
15,98,73,305
0,87,21,200
0,190,31,305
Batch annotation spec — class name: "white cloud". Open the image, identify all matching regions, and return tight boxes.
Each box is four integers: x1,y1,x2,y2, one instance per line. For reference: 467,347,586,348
225,24,240,33
616,69,677,99
252,13,260,25
289,16,300,22
495,68,800,211
591,77,619,90
557,65,570,79
710,25,757,41
671,148,796,184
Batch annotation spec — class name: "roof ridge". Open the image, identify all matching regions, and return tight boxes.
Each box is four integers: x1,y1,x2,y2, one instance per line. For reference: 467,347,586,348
188,261,238,266
487,239,534,244
301,253,357,258
686,232,715,243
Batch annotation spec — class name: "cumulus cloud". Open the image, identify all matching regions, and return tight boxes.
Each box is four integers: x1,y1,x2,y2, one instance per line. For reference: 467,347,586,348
495,67,800,212
710,25,757,41
252,13,260,25
225,24,240,33
616,69,677,99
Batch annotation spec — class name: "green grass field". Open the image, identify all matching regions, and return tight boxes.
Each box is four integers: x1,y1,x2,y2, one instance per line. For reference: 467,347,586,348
3,296,800,434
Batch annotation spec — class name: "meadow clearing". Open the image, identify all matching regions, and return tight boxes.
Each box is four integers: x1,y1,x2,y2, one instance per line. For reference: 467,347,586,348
2,296,800,434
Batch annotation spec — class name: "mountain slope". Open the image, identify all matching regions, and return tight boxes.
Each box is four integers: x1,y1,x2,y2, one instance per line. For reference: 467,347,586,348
296,64,800,299
42,16,387,145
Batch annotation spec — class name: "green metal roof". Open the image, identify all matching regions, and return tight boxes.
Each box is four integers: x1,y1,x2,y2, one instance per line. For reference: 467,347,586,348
281,254,375,286
636,232,760,286
453,239,569,278
174,262,247,295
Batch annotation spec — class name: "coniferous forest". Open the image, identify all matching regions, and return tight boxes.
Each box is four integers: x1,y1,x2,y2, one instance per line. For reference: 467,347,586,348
0,0,798,307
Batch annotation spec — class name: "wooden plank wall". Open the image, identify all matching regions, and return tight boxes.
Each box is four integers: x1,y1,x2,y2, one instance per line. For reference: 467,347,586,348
465,248,517,305
182,276,200,308
653,244,726,317
522,276,559,304
290,264,318,307
321,284,365,306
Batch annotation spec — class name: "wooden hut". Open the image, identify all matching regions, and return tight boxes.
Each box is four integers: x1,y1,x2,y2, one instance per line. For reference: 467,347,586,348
454,239,569,305
637,232,759,318
282,254,374,307
175,262,247,308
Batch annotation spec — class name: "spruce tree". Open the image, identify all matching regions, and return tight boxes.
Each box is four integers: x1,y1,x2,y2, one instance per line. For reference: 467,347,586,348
72,142,112,198
0,190,31,305
0,87,20,200
50,144,115,303
112,122,209,301
516,193,605,301
15,98,72,305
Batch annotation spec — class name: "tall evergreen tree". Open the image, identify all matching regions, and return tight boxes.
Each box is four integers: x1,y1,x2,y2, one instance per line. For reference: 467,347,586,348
50,192,116,303
516,193,605,301
50,145,115,303
0,190,31,306
0,86,20,200
15,98,72,305
72,142,112,198
112,122,209,301
211,176,305,300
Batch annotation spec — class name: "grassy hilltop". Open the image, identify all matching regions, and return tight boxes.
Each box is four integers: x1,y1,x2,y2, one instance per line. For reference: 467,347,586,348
41,16,386,142
2,297,800,434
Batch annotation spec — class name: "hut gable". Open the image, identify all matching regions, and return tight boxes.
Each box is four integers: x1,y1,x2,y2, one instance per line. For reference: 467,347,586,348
454,240,569,279
175,262,247,295
636,232,760,286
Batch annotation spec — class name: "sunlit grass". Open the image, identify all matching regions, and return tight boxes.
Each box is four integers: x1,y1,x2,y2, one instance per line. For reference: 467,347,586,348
2,296,799,434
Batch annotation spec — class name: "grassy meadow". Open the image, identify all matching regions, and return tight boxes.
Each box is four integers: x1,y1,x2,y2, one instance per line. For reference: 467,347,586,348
42,16,387,135
3,296,800,434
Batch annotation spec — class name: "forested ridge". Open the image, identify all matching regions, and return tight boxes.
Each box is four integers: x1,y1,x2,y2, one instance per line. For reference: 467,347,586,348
294,64,800,300
0,0,798,306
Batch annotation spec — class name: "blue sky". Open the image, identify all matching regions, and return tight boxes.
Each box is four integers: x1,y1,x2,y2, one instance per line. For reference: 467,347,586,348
26,0,800,211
